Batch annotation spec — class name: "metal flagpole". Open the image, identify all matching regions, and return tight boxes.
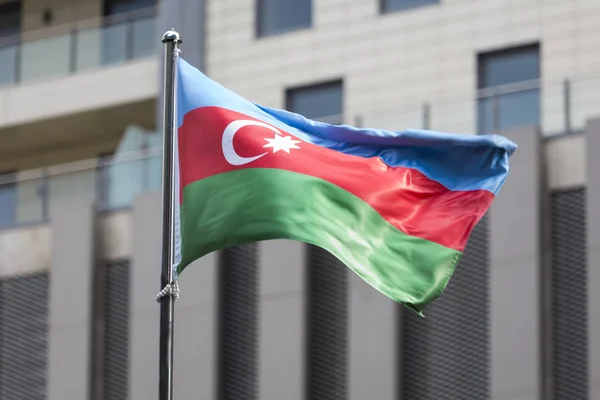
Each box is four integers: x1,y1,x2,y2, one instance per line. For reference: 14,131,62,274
157,29,181,400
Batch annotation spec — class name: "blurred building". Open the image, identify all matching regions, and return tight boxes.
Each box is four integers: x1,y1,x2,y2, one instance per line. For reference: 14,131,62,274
0,0,598,399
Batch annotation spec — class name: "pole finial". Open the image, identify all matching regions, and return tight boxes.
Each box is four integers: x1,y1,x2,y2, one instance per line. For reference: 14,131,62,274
162,29,182,44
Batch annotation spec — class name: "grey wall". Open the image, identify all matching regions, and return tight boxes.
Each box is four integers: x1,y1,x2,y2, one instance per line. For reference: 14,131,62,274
348,273,397,400
128,193,218,400
173,252,218,399
489,126,543,400
128,194,162,400
258,240,306,400
586,118,600,399
47,200,96,400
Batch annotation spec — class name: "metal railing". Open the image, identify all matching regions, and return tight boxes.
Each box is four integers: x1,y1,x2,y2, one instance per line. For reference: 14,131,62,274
1,75,600,230
357,75,600,138
0,6,157,87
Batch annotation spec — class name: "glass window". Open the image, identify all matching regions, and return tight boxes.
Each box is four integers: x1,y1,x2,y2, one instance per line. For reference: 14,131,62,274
103,0,156,16
256,0,311,37
101,0,156,65
0,172,16,229
380,0,439,13
286,80,343,124
101,22,128,65
0,1,21,39
0,44,17,86
477,44,540,134
478,45,540,89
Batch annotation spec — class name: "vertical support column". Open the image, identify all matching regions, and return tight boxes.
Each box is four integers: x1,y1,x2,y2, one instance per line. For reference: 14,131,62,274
586,118,600,399
489,126,543,400
129,193,161,400
47,200,96,400
173,251,218,399
258,240,306,400
348,274,397,400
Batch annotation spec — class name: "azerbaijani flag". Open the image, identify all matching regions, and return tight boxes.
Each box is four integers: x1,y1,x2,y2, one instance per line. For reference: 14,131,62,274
173,58,516,313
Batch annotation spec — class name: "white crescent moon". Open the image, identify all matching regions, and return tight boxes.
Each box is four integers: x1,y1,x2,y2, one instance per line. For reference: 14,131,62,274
222,120,280,166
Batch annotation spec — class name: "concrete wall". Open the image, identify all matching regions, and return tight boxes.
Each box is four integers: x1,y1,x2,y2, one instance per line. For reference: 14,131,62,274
204,0,600,135
489,126,543,400
348,273,397,400
258,240,306,400
0,224,50,277
47,200,97,400
0,60,158,172
172,251,218,399
546,133,586,189
0,59,157,129
128,194,162,400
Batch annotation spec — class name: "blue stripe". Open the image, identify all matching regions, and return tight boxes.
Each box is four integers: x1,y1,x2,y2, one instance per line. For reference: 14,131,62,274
177,58,516,194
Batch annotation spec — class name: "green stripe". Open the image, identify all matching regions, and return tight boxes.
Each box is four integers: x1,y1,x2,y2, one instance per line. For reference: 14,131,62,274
178,168,462,313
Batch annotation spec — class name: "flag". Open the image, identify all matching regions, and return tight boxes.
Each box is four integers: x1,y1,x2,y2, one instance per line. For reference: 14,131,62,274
173,58,516,313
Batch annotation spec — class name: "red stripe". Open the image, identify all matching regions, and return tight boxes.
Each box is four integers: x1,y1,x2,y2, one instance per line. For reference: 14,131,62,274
178,106,493,251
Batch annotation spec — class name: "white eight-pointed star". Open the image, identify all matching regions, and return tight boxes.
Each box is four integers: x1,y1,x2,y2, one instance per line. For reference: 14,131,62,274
263,133,301,154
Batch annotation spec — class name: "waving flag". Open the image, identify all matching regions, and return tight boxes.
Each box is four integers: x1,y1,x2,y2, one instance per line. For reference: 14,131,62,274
173,58,516,313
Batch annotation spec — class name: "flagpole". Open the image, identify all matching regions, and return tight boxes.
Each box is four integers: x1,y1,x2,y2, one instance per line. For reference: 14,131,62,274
158,29,181,400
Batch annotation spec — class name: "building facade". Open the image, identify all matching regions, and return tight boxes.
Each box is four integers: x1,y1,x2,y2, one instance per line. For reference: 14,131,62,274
0,0,599,399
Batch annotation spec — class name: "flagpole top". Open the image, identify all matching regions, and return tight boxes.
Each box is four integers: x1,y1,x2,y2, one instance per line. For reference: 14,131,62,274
162,29,182,44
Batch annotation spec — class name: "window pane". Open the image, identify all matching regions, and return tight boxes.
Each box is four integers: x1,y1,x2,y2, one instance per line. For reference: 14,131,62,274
477,45,540,134
477,97,495,135
75,27,102,72
47,169,97,215
498,89,540,131
103,158,145,209
14,177,45,225
131,16,156,59
20,34,71,82
102,22,128,65
477,89,540,134
0,174,16,229
381,0,438,13
145,132,162,193
257,0,311,37
478,45,540,88
286,81,343,123
104,0,156,15
0,1,21,39
0,44,17,85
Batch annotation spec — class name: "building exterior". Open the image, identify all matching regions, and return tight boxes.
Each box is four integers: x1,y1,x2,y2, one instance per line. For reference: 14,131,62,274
0,0,599,399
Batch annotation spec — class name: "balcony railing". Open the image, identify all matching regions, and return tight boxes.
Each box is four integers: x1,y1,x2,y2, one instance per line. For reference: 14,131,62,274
0,7,157,87
0,146,162,229
1,75,600,230
357,76,600,138
353,77,596,138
